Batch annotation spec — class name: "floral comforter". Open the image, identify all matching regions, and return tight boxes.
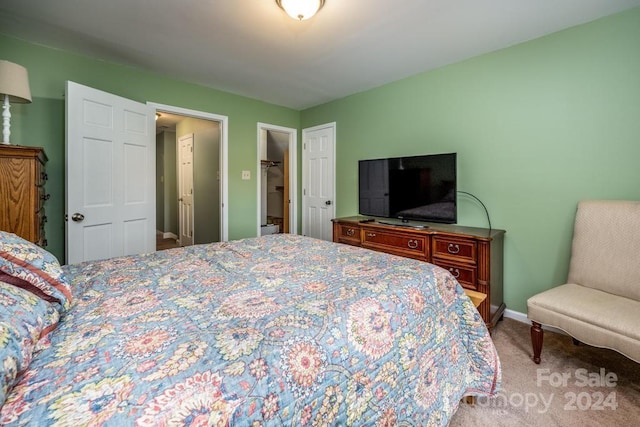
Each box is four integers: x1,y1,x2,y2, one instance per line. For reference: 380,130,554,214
1,234,500,426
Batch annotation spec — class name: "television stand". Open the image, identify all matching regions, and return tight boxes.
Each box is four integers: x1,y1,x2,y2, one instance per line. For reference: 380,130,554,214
332,216,506,330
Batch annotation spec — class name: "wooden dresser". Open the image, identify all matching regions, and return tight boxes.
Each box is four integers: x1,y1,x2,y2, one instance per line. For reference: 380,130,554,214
333,216,505,329
0,145,49,247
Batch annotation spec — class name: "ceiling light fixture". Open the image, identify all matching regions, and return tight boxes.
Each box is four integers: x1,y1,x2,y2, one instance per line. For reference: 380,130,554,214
276,0,325,21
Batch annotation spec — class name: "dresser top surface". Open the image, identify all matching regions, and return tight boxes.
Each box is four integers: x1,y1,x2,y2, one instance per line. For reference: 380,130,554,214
0,144,47,161
333,216,505,240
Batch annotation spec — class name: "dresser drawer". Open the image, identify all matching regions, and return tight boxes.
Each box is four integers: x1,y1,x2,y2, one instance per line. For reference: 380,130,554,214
37,208,47,229
335,223,361,246
36,161,47,186
432,236,477,264
37,186,50,212
433,260,478,290
362,228,428,260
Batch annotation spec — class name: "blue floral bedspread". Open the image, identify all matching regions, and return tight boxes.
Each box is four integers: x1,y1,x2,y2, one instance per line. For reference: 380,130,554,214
1,234,500,426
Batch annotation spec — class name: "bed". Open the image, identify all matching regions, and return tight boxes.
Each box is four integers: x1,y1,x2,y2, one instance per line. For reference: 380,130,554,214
0,231,500,426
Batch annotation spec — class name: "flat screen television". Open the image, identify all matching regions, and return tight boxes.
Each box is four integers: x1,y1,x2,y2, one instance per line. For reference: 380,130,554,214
358,153,457,224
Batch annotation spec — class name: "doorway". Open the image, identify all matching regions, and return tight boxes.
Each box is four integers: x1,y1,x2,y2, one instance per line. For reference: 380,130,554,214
302,122,335,241
257,123,297,236
150,102,229,248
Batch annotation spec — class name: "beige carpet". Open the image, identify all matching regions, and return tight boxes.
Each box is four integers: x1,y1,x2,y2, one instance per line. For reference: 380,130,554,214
451,318,640,426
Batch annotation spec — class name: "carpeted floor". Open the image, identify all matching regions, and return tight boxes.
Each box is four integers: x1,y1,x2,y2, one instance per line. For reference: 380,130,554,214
450,318,640,426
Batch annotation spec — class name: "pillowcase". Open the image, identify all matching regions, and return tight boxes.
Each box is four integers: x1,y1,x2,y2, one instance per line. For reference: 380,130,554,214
0,280,60,408
0,231,72,311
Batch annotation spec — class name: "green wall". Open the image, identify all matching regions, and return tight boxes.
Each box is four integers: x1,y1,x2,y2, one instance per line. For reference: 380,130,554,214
157,130,177,236
301,8,640,313
0,34,300,262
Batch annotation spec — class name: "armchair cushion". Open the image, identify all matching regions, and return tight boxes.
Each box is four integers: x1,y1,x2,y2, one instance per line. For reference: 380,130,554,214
528,284,640,363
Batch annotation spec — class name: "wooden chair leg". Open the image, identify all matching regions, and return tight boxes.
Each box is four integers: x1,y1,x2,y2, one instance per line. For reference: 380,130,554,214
531,321,543,364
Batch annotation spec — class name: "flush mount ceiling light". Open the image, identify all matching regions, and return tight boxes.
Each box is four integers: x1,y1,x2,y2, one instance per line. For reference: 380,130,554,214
276,0,325,21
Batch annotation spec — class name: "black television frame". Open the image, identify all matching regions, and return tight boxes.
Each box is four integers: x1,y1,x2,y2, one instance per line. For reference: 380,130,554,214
358,153,457,224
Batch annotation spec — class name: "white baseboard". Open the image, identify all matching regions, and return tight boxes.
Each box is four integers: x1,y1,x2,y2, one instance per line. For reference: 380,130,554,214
162,232,178,240
503,308,528,323
503,308,567,336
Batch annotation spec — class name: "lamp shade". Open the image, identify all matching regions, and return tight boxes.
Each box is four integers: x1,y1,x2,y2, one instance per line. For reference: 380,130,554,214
0,60,32,104
277,0,324,21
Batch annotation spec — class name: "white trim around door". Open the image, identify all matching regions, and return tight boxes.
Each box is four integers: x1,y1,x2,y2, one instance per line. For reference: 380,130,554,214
256,123,298,236
147,102,229,242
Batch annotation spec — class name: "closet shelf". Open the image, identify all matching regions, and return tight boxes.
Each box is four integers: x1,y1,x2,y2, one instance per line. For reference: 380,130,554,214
261,160,281,167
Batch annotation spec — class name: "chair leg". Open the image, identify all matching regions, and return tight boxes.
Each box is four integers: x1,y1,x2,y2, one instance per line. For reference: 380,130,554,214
531,321,543,364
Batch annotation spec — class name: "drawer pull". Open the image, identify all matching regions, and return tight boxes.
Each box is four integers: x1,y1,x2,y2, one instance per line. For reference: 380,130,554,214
407,239,418,249
449,267,460,278
367,233,376,238
41,193,51,201
346,228,355,236
447,243,460,254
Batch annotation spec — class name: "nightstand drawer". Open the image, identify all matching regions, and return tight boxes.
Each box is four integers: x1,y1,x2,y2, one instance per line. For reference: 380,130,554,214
432,236,477,264
433,260,477,290
362,228,428,260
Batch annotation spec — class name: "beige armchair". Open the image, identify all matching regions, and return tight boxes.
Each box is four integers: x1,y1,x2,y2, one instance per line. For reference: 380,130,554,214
527,200,640,364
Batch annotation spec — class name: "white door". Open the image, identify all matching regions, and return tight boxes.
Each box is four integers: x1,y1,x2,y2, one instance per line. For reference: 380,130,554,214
178,133,194,246
66,81,155,264
302,123,336,241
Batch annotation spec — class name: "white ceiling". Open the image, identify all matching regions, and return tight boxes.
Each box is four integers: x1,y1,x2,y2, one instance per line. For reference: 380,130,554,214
1,0,639,110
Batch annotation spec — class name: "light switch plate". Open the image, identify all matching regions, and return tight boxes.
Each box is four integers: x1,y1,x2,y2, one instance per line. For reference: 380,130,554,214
242,170,251,180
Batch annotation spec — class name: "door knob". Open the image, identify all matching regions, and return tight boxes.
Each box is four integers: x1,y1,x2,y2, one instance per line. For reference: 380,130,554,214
325,200,332,205
71,213,85,222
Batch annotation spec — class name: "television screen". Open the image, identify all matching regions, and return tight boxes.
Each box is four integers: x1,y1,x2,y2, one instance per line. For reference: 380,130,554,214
358,153,457,224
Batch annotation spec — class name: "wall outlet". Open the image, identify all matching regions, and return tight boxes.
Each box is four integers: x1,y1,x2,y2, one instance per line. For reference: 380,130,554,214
242,170,251,180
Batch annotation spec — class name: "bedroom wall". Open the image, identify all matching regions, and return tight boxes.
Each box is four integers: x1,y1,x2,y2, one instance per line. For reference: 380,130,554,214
301,8,640,314
0,34,300,262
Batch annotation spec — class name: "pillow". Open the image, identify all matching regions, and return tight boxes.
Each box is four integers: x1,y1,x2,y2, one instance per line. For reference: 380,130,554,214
0,231,72,311
0,280,59,407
